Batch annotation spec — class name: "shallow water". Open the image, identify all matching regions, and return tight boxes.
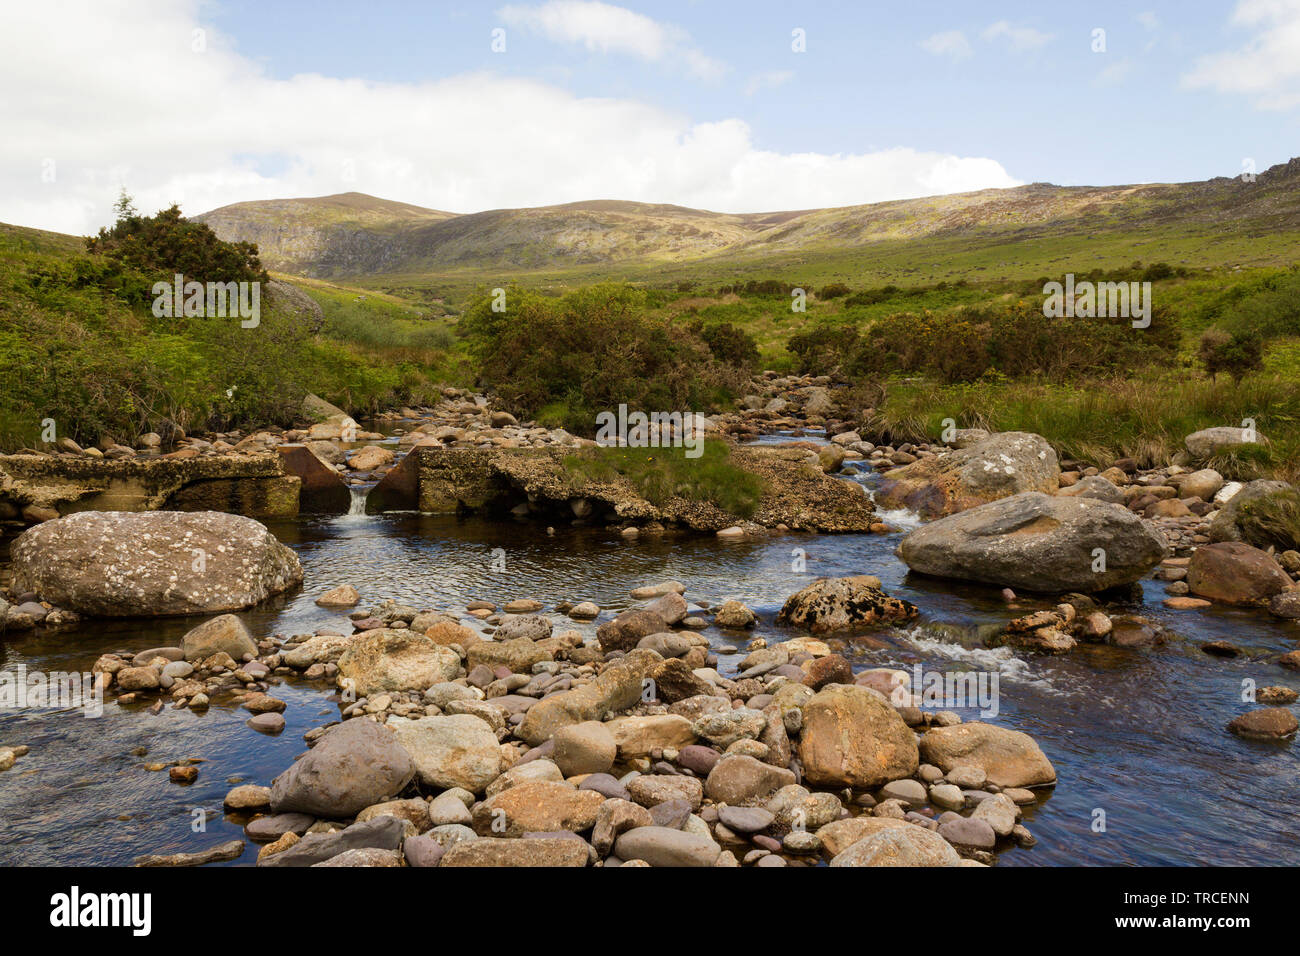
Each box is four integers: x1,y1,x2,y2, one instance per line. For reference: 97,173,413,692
2,455,1299,866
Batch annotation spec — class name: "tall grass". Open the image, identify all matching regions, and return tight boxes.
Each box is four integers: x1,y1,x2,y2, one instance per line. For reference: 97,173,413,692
874,371,1300,479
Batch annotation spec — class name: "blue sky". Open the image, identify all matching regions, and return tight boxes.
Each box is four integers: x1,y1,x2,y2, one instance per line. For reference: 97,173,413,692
2,0,1296,233
206,0,1294,188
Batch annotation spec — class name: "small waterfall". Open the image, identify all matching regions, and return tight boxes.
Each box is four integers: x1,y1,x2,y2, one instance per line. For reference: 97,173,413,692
347,485,369,516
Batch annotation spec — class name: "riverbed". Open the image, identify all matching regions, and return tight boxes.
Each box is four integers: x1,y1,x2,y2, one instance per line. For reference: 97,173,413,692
2,457,1298,866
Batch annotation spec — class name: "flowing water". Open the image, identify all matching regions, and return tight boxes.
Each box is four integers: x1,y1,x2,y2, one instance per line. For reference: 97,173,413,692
2,449,1299,866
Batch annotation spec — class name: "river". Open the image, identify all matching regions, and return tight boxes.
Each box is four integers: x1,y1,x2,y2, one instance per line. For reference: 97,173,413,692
1,451,1298,866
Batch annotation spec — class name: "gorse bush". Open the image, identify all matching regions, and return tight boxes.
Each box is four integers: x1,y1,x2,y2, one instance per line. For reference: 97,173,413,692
459,283,753,434
0,204,450,449
788,299,1179,382
1199,326,1264,382
86,200,268,286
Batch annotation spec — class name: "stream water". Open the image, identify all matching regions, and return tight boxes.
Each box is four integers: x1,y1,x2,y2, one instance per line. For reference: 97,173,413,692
2,446,1299,867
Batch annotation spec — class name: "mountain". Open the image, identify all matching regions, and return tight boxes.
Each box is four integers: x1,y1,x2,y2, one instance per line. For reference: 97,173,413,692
194,160,1300,282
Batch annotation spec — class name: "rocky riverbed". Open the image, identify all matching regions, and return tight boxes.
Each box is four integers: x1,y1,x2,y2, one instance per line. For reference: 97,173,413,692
2,374,1300,866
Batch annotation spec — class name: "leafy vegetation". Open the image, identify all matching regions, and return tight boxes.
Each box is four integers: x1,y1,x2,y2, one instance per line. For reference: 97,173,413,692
1231,486,1300,551
562,440,766,517
458,283,756,434
0,204,458,450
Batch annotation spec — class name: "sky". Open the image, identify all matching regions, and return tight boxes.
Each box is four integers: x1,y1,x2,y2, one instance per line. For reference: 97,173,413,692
1,0,1297,234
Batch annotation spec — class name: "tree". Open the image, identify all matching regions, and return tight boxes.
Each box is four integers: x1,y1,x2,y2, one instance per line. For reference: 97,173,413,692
1199,326,1264,382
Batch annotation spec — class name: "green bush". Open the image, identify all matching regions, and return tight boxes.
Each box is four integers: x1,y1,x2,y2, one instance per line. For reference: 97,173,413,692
86,201,267,286
1199,327,1264,382
562,439,765,517
459,283,750,434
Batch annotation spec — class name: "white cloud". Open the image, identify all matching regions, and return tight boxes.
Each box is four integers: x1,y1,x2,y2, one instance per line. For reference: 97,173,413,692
743,70,794,96
921,30,972,61
0,0,1021,235
1137,11,1160,31
982,21,1054,51
1183,0,1300,109
498,1,724,79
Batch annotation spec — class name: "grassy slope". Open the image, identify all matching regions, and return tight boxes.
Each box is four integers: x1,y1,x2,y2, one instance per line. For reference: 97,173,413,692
0,224,465,449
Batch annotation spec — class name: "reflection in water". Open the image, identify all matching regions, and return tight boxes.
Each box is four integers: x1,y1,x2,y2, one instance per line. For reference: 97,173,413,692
2,498,1300,866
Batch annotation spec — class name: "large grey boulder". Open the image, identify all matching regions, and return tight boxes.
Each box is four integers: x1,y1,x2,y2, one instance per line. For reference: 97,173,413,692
898,492,1167,592
875,432,1059,518
1185,426,1264,459
269,719,415,817
10,511,301,616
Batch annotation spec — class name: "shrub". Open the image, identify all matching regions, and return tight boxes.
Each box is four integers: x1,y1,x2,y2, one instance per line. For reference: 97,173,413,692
458,283,748,434
1199,326,1264,382
818,282,851,298
86,200,268,286
562,439,765,517
1231,486,1300,550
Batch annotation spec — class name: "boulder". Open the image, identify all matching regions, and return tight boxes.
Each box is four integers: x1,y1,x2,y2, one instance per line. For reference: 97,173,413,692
829,826,962,867
386,714,502,793
898,492,1167,593
269,719,414,817
875,431,1059,518
704,754,796,805
181,614,257,663
471,782,605,836
613,827,721,867
918,722,1056,789
516,649,660,746
597,609,669,653
337,630,460,696
798,684,918,787
1207,480,1299,550
258,816,411,867
467,637,552,673
1188,542,1291,604
775,576,917,633
10,511,302,616
440,837,589,867
1185,426,1263,459
1057,475,1124,503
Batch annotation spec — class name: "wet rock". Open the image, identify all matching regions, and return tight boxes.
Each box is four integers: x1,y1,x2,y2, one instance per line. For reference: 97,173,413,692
1187,542,1291,605
919,722,1056,789
597,609,669,652
1227,708,1299,740
317,585,360,607
776,576,917,633
713,600,755,629
181,614,258,663
875,431,1060,518
135,839,245,867
899,492,1167,592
